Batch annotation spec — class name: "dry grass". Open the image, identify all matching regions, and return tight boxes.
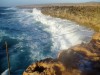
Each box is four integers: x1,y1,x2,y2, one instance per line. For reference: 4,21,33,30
41,6,100,32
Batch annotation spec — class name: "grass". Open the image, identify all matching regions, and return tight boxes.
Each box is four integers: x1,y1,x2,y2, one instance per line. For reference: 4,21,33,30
41,6,100,32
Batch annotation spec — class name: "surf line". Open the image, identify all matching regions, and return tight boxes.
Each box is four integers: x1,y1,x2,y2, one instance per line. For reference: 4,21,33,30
5,42,11,75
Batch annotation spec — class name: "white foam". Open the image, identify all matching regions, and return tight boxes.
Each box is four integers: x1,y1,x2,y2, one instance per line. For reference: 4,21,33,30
0,8,94,57
30,8,94,52
0,8,94,73
5,7,18,10
0,30,7,41
1,69,8,75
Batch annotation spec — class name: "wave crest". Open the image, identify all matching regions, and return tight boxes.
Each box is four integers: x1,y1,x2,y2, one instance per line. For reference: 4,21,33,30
31,8,94,51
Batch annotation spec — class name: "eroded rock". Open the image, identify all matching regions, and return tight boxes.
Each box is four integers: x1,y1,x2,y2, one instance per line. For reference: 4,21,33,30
23,32,100,75
72,32,100,61
23,58,68,75
23,58,82,75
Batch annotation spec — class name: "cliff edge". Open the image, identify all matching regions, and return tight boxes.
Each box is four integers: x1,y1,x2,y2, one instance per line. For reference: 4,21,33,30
41,6,100,32
23,32,100,75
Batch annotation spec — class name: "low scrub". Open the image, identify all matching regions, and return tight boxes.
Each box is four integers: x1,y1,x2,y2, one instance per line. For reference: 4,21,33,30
41,6,100,32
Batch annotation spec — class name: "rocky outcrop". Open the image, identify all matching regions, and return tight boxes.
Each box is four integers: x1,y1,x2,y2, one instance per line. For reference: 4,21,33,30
58,32,100,75
41,6,100,32
72,32,100,61
23,58,81,75
23,32,100,75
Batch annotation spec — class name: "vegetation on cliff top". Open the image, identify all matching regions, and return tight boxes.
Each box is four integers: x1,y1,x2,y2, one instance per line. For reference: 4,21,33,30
41,6,100,32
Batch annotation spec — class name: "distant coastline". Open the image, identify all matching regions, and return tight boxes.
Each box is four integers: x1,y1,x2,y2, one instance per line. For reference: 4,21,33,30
18,2,100,32
17,2,100,8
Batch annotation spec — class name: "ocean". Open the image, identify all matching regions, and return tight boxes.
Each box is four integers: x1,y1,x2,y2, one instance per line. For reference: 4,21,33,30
0,7,94,75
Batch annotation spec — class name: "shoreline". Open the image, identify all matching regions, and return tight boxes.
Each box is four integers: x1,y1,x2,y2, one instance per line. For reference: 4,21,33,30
41,5,100,32
17,3,100,32
17,2,100,8
23,32,100,75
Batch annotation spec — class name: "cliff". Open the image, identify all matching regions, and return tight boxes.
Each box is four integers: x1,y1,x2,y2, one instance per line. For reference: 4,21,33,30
41,6,100,32
18,3,100,32
23,32,100,75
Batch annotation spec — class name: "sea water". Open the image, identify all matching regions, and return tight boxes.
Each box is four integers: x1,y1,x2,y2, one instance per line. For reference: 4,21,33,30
0,7,94,75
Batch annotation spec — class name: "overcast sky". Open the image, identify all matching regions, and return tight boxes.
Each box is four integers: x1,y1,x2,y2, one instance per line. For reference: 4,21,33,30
0,0,100,7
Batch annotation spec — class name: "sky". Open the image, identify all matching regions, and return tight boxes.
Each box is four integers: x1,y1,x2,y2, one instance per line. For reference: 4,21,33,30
0,0,100,7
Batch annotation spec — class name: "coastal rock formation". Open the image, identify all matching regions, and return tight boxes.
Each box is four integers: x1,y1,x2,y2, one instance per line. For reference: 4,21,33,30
23,58,68,75
23,58,81,75
58,32,100,75
72,32,100,61
41,6,100,32
23,32,100,75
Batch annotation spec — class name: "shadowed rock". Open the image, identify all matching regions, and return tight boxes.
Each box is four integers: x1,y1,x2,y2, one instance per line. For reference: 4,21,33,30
58,32,100,75
23,58,68,75
72,32,100,61
23,32,100,75
23,58,81,75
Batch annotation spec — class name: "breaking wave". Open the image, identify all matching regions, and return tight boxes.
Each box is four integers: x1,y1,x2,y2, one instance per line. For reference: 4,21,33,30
31,8,94,51
0,8,94,75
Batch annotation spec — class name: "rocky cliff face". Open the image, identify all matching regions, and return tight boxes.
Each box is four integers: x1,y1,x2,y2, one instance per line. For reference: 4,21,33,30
41,6,100,32
72,32,100,61
23,58,81,75
23,32,100,75
58,32,100,75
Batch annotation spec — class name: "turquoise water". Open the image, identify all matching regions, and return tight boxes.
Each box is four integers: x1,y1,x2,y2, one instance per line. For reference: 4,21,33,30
0,7,94,75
